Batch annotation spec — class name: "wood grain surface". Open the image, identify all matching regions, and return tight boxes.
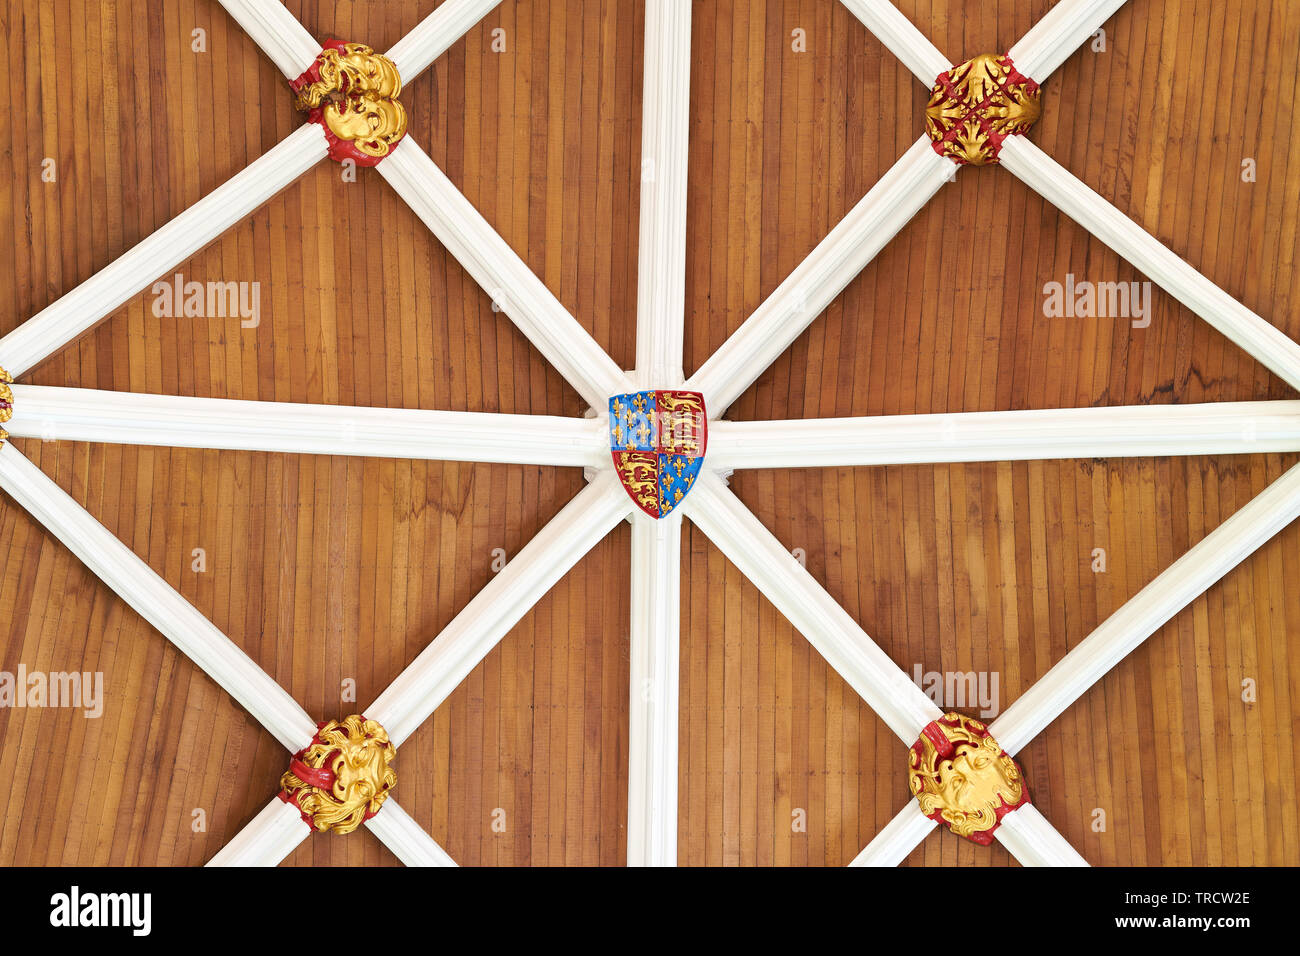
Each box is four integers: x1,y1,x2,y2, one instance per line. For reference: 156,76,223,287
0,0,1297,866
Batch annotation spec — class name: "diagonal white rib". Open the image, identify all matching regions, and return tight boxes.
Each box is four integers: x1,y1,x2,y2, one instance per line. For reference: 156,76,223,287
367,470,633,746
215,0,322,77
999,136,1300,393
385,0,508,83
681,471,942,743
686,137,955,417
0,124,329,378
837,0,951,83
0,442,316,751
858,459,1300,865
682,470,1088,865
378,137,633,410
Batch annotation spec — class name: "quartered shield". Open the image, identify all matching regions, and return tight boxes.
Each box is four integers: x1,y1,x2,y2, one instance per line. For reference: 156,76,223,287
609,390,707,518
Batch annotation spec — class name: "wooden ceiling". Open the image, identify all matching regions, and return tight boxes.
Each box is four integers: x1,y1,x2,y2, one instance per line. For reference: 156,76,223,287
1,0,1298,866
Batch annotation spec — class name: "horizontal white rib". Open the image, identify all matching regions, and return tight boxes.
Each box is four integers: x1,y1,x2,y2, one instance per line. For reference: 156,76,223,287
9,385,606,467
1000,137,1300,393
634,0,692,388
850,802,937,866
0,442,317,751
216,0,322,78
838,0,950,85
0,124,329,379
681,471,941,742
707,402,1300,469
1007,0,1130,82
993,804,1089,866
364,798,458,866
686,137,953,418
207,797,308,867
367,470,633,745
386,0,505,84
378,137,633,411
627,514,682,867
991,458,1300,756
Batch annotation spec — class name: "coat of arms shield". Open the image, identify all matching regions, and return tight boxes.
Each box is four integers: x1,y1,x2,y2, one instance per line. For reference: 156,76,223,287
608,390,707,518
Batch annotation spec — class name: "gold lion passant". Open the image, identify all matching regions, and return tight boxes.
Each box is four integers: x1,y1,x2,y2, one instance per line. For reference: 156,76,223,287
280,714,397,833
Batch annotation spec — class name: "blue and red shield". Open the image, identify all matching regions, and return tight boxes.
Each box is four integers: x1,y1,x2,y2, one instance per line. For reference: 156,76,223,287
609,390,707,518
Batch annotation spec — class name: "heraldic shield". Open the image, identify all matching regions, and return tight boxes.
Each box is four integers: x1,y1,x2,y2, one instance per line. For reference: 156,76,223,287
608,390,707,518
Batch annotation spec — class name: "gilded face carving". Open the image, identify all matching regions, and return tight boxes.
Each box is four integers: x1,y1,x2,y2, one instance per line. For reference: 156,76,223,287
292,42,408,162
327,43,402,100
908,713,1028,842
323,95,409,158
280,715,397,833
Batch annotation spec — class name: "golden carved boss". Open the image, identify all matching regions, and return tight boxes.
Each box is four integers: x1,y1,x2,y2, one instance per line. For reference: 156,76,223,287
280,715,397,833
925,54,1041,166
0,366,12,445
908,712,1029,844
291,41,408,166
